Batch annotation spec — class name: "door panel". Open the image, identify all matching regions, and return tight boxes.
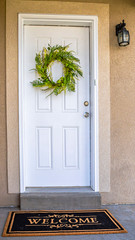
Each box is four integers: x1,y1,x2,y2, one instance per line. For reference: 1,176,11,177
24,26,90,187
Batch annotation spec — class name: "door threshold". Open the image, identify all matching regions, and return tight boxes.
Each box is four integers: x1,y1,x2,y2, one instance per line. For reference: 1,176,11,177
25,187,94,193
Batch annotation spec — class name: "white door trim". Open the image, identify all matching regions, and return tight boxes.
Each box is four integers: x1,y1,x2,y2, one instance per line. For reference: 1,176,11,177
18,13,99,193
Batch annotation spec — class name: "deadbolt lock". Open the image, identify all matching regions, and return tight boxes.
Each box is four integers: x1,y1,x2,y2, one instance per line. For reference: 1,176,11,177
84,101,89,106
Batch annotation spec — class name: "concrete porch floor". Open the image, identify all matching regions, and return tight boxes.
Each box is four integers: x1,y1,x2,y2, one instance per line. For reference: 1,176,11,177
0,204,135,240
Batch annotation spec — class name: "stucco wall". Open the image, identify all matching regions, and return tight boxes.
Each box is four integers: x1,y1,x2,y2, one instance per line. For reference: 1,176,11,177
102,0,135,204
0,0,19,206
0,0,135,206
6,1,110,194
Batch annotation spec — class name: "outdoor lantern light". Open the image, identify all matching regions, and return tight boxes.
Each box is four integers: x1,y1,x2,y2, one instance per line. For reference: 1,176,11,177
116,20,130,46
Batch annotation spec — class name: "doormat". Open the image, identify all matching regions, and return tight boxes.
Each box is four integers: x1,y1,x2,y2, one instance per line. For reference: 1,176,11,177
2,209,127,237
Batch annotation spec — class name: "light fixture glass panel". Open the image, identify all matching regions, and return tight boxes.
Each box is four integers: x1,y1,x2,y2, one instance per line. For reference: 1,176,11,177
123,33,129,42
118,32,123,44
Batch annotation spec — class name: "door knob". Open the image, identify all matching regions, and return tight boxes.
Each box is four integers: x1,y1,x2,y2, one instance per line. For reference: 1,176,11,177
84,112,90,118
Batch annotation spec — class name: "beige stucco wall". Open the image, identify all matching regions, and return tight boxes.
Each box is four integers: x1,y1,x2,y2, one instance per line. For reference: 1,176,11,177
0,0,19,206
102,0,135,204
0,0,135,206
6,0,110,194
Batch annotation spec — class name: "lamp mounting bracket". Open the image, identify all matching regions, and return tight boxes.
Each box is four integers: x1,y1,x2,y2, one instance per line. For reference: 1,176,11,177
116,20,126,36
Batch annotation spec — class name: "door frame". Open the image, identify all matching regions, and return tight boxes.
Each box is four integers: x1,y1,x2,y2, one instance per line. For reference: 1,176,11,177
18,13,99,193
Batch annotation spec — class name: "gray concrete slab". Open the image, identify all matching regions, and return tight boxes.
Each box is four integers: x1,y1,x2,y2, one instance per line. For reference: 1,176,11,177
0,205,135,240
20,191,101,210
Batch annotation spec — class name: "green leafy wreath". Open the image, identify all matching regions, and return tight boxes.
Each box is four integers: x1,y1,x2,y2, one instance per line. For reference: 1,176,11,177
31,44,83,96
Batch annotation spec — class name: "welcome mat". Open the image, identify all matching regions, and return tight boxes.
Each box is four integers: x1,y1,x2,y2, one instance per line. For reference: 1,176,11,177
3,209,127,237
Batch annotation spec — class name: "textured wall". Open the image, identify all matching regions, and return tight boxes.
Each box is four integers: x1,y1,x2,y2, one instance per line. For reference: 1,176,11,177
101,0,135,204
0,0,135,206
6,1,110,194
0,0,19,206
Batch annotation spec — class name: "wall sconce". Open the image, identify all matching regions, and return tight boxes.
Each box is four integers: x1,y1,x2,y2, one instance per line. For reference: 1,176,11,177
116,20,130,46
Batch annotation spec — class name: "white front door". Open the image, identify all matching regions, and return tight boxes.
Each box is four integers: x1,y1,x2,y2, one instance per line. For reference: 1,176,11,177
23,25,90,187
